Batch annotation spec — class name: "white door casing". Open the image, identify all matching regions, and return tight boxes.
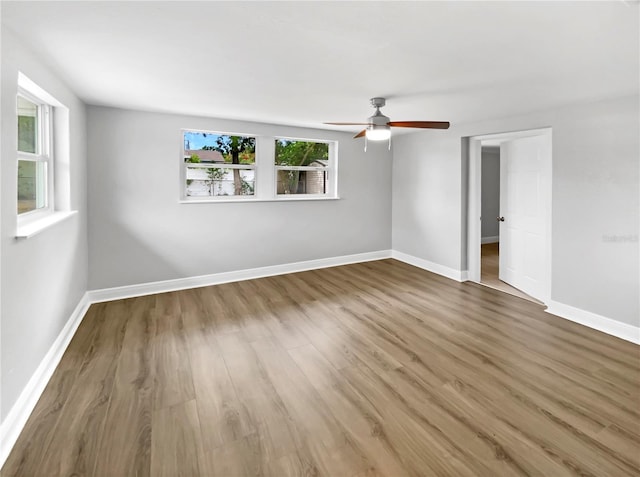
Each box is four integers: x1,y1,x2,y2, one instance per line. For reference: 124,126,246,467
466,128,551,304
498,135,551,302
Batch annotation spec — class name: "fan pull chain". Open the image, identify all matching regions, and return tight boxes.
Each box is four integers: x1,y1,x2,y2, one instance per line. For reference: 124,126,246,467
364,136,367,152
388,135,391,150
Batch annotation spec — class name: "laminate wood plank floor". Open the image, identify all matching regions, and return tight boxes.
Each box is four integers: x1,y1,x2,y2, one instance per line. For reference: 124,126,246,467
481,242,543,304
3,259,639,476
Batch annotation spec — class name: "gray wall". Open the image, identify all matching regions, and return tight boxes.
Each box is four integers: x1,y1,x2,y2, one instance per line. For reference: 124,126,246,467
481,148,500,240
87,106,392,289
392,95,639,327
1,29,88,420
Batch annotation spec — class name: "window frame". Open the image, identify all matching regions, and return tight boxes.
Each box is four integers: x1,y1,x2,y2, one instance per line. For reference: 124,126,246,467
179,130,338,203
17,86,54,221
181,128,258,201
274,136,334,198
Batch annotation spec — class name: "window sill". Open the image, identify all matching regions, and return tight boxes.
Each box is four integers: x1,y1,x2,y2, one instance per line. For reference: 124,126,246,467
179,196,340,204
16,210,78,239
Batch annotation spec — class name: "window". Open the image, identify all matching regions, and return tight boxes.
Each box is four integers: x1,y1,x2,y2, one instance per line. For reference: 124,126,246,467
15,73,73,238
275,139,329,195
183,130,256,198
17,91,52,214
180,129,337,202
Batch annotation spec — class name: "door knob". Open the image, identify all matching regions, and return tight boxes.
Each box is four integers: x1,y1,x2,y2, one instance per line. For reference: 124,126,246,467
497,216,505,222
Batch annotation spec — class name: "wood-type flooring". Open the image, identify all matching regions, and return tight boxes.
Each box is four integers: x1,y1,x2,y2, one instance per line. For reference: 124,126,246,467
2,259,639,476
480,242,541,304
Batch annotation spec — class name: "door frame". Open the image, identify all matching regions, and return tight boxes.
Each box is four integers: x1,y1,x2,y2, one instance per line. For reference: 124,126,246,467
466,127,552,304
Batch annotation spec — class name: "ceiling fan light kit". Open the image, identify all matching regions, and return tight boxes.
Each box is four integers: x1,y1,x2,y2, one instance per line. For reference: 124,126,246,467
366,124,391,141
324,97,450,151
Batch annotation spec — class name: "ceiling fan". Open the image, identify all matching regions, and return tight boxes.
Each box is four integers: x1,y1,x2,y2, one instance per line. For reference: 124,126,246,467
325,97,450,141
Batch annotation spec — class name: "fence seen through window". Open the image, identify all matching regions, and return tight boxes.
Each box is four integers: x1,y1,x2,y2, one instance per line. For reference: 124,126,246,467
184,131,256,198
182,130,335,200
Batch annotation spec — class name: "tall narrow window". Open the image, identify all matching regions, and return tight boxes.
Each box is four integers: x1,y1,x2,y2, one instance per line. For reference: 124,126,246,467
182,130,256,199
275,139,330,196
17,91,51,215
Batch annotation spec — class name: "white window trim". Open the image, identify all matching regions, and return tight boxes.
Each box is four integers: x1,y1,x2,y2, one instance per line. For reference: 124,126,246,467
178,197,340,204
16,73,73,238
181,128,259,201
180,130,338,203
16,211,78,239
17,87,55,226
274,136,336,199
275,165,326,172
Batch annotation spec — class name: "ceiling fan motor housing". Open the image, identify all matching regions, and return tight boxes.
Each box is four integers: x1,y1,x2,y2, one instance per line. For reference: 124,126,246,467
366,98,392,141
368,98,390,126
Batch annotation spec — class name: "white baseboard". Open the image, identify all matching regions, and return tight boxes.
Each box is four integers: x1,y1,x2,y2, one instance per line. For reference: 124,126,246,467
545,301,640,345
391,250,466,282
0,292,91,468
481,236,499,244
88,250,393,303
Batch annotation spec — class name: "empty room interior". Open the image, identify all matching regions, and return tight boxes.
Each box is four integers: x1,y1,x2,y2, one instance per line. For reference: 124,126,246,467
1,1,639,476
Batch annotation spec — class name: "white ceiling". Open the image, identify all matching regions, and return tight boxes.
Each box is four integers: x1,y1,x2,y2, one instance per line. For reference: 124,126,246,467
2,1,638,133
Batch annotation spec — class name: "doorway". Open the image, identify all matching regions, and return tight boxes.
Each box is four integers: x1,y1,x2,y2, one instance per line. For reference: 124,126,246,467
467,128,552,305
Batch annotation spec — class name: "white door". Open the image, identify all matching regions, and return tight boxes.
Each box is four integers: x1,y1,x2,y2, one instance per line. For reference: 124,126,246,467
498,135,550,301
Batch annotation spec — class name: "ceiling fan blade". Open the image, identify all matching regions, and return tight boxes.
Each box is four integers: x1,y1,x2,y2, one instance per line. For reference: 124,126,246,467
387,121,450,129
324,122,370,126
354,129,367,138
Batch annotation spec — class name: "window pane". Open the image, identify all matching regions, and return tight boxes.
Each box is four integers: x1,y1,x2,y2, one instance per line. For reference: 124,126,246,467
184,131,255,165
18,160,46,213
277,168,328,195
275,139,328,166
18,96,38,154
186,167,255,197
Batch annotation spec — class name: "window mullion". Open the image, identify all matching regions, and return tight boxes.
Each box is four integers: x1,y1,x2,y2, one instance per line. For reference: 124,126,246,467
276,166,325,172
17,152,48,162
187,163,254,170
255,136,275,200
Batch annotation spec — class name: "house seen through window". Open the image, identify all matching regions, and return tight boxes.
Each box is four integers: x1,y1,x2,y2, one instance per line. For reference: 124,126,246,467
184,131,256,198
181,129,337,201
275,139,329,195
